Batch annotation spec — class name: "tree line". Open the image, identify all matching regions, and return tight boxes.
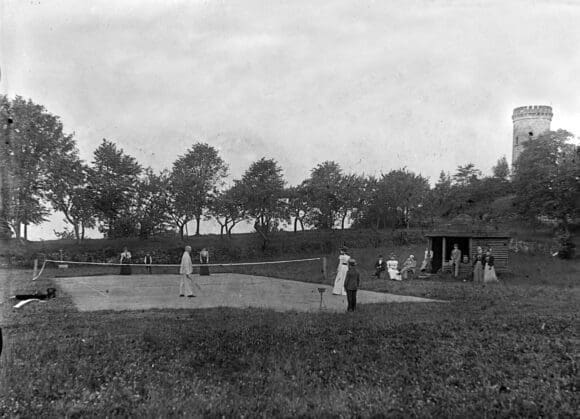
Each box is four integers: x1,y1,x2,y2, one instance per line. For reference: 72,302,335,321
1,95,578,244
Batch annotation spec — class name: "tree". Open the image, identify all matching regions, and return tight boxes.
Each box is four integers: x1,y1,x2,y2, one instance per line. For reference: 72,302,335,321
208,182,246,238
513,129,580,232
0,95,77,239
492,156,510,180
133,169,173,239
336,174,366,230
89,139,142,238
354,170,429,229
285,184,311,232
238,158,288,247
46,154,96,242
453,163,481,187
428,171,453,218
170,143,228,237
381,169,430,228
302,161,343,229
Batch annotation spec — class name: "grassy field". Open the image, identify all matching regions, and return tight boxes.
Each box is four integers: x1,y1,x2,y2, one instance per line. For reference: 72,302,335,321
1,246,578,417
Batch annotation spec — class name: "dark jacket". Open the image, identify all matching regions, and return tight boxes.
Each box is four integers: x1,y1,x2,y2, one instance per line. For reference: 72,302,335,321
484,255,495,266
344,267,360,291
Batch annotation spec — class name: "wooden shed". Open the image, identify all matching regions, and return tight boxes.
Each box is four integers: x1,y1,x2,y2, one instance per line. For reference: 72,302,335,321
424,229,511,273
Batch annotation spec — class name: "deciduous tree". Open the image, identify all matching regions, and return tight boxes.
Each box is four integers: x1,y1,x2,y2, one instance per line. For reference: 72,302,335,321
89,139,142,238
0,95,77,239
513,129,579,232
238,158,288,247
170,143,228,237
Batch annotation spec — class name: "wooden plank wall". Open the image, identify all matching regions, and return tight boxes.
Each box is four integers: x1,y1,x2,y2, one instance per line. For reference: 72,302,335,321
471,238,510,273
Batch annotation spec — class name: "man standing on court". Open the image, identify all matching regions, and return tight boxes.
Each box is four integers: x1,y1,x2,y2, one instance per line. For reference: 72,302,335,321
179,246,195,298
344,258,360,312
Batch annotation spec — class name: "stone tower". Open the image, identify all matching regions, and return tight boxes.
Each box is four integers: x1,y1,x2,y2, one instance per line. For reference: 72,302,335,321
512,105,553,165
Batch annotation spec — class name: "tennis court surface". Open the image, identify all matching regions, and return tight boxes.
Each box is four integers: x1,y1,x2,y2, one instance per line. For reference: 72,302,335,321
54,273,440,312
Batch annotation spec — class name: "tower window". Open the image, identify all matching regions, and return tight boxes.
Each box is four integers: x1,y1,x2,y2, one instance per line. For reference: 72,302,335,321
529,131,533,137
515,136,519,145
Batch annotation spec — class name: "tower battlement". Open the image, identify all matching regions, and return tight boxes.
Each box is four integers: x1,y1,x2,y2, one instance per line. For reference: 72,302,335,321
511,105,553,166
512,105,553,121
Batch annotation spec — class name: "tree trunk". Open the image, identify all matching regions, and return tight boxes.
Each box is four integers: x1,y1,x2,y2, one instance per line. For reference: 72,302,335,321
294,216,298,232
195,214,201,236
299,219,304,231
74,223,80,243
23,223,28,241
227,222,237,238
179,223,185,240
81,224,85,241
341,212,347,230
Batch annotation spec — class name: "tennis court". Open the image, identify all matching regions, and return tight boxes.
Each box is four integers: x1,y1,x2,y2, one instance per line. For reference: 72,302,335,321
54,273,441,312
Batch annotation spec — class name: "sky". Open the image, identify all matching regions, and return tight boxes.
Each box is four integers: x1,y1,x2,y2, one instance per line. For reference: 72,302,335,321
1,0,580,240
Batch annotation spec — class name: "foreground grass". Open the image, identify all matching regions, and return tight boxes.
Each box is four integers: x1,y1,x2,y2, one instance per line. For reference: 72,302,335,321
1,251,578,417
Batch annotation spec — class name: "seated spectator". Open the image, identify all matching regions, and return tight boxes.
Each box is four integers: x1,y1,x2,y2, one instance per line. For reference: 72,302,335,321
374,254,387,279
386,254,401,281
400,255,417,280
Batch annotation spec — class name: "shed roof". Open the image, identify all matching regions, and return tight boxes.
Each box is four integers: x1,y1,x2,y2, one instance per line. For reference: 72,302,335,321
424,231,511,238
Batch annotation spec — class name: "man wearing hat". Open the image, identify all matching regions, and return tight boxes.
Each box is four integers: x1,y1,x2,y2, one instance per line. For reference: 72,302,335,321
344,258,360,312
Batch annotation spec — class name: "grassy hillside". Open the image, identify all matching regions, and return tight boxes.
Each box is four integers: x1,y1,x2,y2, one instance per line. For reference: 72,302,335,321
3,221,574,268
1,228,428,268
1,248,578,417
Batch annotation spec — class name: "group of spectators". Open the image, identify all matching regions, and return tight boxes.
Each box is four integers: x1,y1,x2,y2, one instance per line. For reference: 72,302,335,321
331,244,501,312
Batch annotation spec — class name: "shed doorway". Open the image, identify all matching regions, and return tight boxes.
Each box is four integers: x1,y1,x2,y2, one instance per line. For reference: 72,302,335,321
445,237,470,263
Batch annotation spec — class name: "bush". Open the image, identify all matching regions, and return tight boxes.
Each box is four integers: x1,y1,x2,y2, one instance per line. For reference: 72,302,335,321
555,230,576,259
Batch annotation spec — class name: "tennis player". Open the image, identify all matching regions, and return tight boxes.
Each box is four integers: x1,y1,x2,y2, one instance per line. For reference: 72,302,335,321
179,246,195,297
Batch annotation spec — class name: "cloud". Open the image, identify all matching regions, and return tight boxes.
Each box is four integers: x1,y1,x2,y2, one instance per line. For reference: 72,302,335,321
3,0,580,239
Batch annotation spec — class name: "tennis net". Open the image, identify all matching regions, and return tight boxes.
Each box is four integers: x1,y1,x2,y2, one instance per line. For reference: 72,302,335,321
32,257,326,283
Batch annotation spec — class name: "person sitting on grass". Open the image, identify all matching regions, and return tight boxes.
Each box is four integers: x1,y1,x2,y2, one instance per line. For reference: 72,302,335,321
344,258,360,312
400,255,417,280
386,254,401,281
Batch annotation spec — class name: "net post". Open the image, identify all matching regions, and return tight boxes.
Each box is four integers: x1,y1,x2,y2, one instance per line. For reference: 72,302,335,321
322,257,327,282
32,259,38,280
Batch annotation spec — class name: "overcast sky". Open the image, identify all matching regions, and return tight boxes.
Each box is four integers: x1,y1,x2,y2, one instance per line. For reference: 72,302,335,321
2,0,580,240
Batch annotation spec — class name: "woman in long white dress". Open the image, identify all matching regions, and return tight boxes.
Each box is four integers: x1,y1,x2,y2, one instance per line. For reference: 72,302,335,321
483,248,498,282
387,254,402,281
332,247,350,295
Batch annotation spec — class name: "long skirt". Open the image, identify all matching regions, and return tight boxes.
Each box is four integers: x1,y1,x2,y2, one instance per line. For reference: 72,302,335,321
388,268,401,281
120,263,132,275
332,265,348,295
483,264,498,282
473,261,484,283
199,257,210,276
420,258,432,272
